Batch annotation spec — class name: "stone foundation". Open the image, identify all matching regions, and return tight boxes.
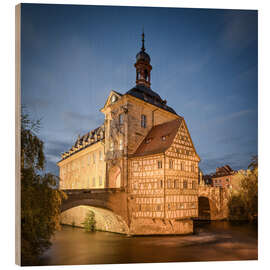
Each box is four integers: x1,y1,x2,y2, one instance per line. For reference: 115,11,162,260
129,218,193,235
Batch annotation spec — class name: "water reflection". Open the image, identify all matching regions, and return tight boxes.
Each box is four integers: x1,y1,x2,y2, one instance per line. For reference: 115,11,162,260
39,221,257,266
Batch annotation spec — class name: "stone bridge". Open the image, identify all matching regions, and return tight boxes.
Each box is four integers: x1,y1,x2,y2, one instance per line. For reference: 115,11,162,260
197,186,230,220
61,188,130,234
60,186,230,234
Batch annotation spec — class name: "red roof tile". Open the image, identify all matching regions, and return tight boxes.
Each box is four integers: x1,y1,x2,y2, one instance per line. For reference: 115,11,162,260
130,118,182,157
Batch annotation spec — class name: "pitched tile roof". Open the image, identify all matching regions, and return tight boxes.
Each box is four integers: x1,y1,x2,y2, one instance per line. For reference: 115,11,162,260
130,118,182,157
60,125,105,161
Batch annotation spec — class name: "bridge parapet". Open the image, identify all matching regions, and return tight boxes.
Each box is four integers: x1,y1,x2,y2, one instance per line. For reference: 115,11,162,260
63,187,125,195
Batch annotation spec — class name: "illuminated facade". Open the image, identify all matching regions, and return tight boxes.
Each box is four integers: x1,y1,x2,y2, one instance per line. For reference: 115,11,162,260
58,33,200,234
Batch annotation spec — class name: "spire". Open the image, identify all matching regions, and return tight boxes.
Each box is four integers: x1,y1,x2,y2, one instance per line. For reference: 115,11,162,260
141,30,145,52
135,30,152,88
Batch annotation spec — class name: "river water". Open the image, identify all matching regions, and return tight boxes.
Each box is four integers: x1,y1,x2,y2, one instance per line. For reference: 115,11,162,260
39,221,257,266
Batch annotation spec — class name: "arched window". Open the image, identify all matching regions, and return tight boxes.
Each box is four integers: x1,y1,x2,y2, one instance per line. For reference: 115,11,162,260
144,69,148,80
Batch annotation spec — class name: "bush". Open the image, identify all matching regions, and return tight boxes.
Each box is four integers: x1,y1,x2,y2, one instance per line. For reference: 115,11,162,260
228,194,248,221
82,211,96,232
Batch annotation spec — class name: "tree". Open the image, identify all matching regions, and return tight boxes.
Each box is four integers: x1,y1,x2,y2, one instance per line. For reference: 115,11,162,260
228,156,258,222
21,109,67,265
82,210,96,232
241,156,258,222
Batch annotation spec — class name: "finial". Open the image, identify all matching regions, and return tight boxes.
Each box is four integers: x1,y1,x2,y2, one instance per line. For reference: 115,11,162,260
141,29,145,52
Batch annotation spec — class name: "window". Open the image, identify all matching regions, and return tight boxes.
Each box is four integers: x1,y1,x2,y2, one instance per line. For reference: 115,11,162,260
119,113,124,125
111,95,117,103
169,159,174,169
177,203,184,210
119,139,123,150
141,114,146,128
167,179,171,189
183,180,188,189
168,204,171,210
157,205,161,211
93,153,96,164
92,177,96,187
158,160,162,169
160,180,163,188
191,164,195,172
192,181,196,189
174,180,179,188
180,162,184,171
99,150,103,161
110,141,114,151
99,176,102,186
162,136,166,141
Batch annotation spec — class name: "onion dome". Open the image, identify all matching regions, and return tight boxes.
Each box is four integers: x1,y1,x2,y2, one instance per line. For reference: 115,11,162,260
135,32,151,63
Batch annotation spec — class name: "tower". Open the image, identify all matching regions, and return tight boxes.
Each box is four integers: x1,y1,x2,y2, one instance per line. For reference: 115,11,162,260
134,32,152,88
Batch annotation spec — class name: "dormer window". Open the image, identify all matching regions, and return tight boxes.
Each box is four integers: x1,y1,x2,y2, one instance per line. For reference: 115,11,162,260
161,134,170,141
145,137,152,144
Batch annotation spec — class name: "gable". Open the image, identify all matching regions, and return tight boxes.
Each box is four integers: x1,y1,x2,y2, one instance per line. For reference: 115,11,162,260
101,90,123,111
167,119,200,161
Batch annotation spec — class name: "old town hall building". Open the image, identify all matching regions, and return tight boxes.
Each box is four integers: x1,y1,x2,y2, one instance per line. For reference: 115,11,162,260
58,33,200,234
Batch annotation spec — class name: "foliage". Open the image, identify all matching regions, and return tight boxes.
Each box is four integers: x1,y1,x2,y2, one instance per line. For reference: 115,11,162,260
82,210,96,232
21,110,67,265
228,156,258,222
228,193,248,221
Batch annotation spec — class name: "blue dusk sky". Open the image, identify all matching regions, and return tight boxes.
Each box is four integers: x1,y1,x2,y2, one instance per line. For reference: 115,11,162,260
21,4,258,175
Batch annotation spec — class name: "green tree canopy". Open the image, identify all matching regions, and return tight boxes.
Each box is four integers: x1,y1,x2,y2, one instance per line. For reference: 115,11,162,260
228,156,258,222
21,109,67,265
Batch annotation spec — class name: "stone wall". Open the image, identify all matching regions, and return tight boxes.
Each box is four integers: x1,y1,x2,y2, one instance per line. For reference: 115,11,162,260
129,218,193,235
61,206,129,234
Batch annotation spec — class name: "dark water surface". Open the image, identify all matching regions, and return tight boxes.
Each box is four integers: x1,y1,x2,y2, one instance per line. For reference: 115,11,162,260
39,221,257,265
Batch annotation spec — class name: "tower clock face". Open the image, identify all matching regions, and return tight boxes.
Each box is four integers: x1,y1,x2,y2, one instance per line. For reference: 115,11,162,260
111,95,117,103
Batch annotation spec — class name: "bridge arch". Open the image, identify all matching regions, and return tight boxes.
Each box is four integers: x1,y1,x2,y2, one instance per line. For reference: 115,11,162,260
198,186,228,220
61,198,112,213
61,205,129,234
198,196,211,220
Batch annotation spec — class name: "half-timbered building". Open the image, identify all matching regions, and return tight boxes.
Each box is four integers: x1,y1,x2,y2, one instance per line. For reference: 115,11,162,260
58,33,200,234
